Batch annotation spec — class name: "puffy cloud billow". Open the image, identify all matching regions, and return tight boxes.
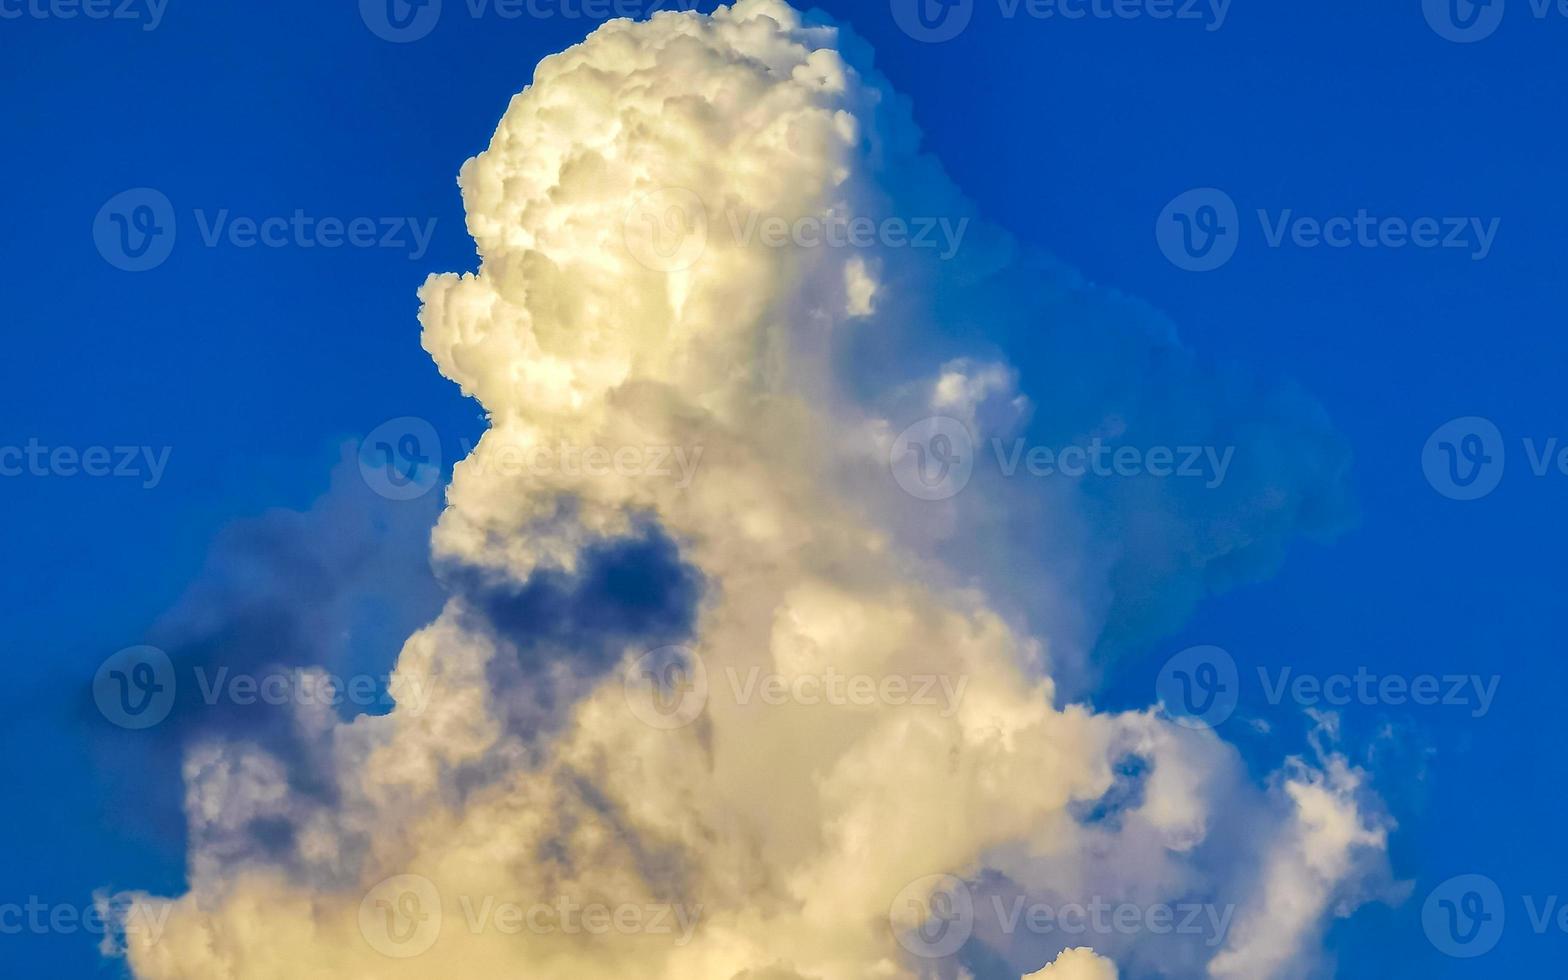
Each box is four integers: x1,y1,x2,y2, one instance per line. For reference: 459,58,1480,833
104,2,1388,977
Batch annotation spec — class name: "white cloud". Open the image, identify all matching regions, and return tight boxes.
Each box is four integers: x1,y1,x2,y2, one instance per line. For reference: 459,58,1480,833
107,3,1385,978
1024,947,1119,980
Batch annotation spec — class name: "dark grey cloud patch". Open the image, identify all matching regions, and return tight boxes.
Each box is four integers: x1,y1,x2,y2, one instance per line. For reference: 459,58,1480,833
441,518,705,740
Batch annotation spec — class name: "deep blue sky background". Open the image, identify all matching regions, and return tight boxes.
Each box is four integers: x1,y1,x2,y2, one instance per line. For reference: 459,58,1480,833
2,1,1565,976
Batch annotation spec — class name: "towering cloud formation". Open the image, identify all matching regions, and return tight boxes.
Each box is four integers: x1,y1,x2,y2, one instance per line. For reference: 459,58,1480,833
107,2,1384,977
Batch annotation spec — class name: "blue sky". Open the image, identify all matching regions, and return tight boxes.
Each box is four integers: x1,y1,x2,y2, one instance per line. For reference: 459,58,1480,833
3,1,1566,976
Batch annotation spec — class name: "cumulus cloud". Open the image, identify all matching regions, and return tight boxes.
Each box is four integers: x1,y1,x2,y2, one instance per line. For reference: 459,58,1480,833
104,2,1385,978
1025,947,1119,980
